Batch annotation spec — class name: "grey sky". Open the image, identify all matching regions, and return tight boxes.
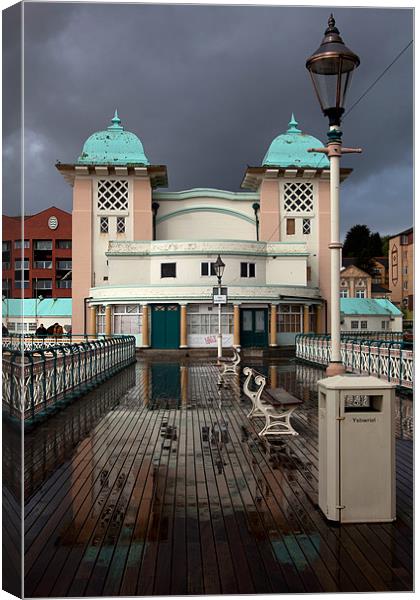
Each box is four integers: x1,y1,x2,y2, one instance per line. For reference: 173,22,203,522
2,2,413,237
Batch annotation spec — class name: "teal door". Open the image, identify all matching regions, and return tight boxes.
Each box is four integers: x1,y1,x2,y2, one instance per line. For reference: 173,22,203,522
240,308,268,347
151,304,180,349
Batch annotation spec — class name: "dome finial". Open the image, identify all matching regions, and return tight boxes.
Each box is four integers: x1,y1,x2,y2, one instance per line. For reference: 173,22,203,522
108,109,123,131
287,114,302,134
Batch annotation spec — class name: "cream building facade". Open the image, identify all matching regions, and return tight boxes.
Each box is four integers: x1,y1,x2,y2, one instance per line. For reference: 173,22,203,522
57,112,354,349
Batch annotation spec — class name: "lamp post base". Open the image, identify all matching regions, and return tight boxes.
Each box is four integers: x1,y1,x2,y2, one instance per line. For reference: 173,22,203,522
326,362,346,377
217,333,223,359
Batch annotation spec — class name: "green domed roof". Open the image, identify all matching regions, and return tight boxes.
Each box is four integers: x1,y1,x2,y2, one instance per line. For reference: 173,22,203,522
262,114,329,168
77,110,150,165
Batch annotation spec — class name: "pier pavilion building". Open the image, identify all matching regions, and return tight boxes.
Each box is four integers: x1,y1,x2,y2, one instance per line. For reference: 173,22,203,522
57,111,353,349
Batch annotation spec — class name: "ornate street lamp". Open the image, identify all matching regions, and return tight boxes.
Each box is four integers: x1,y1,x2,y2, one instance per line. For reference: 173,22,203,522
306,14,360,127
214,254,225,359
306,15,361,376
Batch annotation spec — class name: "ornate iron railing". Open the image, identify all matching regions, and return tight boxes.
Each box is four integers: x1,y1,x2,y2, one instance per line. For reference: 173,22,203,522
340,331,404,342
295,333,413,390
2,333,114,351
2,335,136,426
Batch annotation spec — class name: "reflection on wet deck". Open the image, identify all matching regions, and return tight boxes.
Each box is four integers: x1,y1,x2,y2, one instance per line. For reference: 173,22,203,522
17,359,413,596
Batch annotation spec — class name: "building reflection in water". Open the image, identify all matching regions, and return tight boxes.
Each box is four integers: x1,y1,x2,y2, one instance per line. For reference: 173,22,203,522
22,364,136,500
21,358,412,596
3,419,22,597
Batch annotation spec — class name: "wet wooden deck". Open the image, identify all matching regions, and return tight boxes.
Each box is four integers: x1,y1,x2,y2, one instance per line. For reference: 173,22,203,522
21,359,413,596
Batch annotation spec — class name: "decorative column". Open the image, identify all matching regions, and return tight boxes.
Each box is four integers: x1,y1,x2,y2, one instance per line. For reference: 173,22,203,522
180,304,188,348
303,305,310,333
142,304,149,347
233,304,241,347
316,304,323,334
269,304,278,347
105,305,112,336
88,305,97,336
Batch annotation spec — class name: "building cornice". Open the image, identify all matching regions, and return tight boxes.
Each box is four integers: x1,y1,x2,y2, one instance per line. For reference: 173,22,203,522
55,163,168,189
240,165,353,190
105,239,309,258
153,188,259,201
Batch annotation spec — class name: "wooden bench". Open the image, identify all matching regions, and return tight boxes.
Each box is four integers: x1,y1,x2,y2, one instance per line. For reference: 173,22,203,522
243,367,302,437
218,347,241,375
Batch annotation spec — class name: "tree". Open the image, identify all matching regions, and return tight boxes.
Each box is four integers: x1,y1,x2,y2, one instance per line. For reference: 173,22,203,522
368,232,383,257
342,225,372,258
381,235,390,256
342,225,386,274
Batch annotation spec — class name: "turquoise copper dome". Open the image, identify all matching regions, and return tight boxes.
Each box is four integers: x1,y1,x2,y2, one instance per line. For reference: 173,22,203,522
262,114,329,168
77,110,150,165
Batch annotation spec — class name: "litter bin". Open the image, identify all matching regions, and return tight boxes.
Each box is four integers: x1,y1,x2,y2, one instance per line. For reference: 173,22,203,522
318,375,396,523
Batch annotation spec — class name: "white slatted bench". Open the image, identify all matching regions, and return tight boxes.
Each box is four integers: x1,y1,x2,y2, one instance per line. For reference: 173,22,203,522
218,347,241,375
243,367,302,437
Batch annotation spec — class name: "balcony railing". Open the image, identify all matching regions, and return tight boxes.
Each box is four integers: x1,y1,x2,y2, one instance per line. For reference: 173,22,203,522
56,261,72,270
34,261,52,269
34,241,53,251
56,280,72,289
34,281,52,290
2,334,136,426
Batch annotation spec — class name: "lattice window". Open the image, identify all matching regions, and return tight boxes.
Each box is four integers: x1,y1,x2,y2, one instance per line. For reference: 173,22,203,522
97,180,129,212
284,182,313,213
100,217,109,233
116,217,126,233
302,218,311,234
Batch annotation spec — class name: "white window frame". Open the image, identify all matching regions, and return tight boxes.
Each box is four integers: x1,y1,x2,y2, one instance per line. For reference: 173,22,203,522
240,262,256,278
97,306,106,334
356,290,366,298
34,240,53,250
277,304,303,333
116,216,126,233
15,240,30,249
200,261,216,277
100,216,109,233
302,218,311,235
113,304,142,335
340,290,349,298
187,304,233,334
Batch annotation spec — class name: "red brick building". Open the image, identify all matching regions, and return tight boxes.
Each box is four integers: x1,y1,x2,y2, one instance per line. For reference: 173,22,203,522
2,207,72,299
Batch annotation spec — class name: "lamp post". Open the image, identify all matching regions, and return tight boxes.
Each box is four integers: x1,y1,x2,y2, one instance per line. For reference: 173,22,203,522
252,202,260,241
214,254,226,359
306,14,361,376
35,294,44,328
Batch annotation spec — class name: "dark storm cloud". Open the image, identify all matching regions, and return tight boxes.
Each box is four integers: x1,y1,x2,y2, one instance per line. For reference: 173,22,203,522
2,2,413,236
